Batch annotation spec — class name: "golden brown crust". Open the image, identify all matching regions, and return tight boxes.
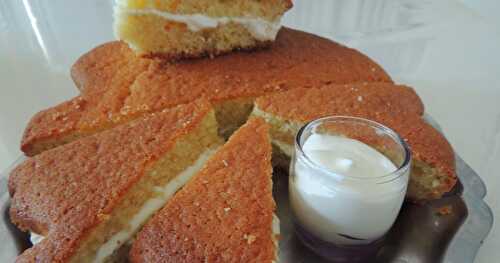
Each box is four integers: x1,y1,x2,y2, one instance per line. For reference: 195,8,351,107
22,27,392,156
130,118,276,263
255,83,424,122
71,41,141,94
10,100,213,263
382,116,456,199
254,83,456,200
20,97,87,156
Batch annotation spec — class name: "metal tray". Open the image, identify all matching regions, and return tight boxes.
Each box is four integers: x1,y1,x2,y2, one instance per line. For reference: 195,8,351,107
0,119,493,263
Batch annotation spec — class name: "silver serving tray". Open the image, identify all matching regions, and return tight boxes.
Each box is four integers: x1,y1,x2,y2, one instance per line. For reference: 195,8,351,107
0,118,493,263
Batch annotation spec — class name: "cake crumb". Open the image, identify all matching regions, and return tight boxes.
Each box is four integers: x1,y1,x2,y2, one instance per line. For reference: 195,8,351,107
436,205,452,216
52,112,61,121
224,207,231,213
97,213,110,221
243,234,256,244
222,160,228,167
357,96,363,102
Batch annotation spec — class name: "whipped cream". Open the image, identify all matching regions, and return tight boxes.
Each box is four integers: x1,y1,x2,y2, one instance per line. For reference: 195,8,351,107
290,134,409,245
116,7,282,41
94,148,216,263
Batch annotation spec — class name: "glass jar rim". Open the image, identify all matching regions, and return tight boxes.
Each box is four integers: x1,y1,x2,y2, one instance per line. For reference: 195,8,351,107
295,116,412,182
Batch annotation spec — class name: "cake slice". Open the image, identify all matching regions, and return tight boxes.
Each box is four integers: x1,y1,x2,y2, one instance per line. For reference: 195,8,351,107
114,0,292,58
8,99,222,262
22,28,392,156
252,83,456,202
130,118,278,263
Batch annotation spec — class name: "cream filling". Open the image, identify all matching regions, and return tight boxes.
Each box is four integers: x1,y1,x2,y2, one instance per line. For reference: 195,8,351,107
251,106,302,136
250,106,301,157
93,148,216,263
272,214,280,262
116,7,282,41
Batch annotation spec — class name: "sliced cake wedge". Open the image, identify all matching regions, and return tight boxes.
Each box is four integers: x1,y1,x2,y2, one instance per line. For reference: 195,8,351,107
130,117,278,263
114,0,293,58
8,99,222,262
252,83,456,202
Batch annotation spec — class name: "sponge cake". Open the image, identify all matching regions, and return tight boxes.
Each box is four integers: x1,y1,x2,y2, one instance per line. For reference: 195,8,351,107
130,118,278,262
9,100,222,262
22,28,392,156
114,0,293,58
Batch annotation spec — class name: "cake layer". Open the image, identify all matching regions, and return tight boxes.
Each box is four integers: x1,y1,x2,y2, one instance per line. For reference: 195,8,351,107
9,100,222,262
22,27,392,156
117,0,291,21
114,0,292,58
130,118,277,263
252,83,456,201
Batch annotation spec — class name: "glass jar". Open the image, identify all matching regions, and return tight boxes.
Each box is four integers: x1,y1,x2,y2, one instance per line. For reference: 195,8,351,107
289,116,411,262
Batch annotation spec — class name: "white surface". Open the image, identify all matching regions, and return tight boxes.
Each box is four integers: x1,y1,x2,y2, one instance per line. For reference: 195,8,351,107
0,0,498,262
290,133,406,245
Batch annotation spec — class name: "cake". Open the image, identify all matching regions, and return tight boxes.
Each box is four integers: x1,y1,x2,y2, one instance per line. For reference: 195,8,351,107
114,0,293,59
9,100,222,262
22,28,392,156
130,117,278,263
252,83,456,201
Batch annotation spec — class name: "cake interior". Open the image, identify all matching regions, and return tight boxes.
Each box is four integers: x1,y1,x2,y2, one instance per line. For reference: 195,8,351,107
114,0,290,57
214,97,255,138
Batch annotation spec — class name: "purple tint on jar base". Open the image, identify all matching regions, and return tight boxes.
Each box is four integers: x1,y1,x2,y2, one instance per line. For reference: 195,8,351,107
294,222,385,263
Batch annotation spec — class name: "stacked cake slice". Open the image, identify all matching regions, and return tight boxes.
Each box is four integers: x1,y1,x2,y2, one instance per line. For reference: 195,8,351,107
114,0,293,58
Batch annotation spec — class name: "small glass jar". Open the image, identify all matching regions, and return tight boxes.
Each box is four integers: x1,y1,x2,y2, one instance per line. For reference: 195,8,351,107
289,116,411,262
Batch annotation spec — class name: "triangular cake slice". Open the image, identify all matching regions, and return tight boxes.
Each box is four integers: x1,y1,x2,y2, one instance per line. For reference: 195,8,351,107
114,0,293,58
22,28,392,156
130,118,278,262
252,83,456,202
8,99,222,262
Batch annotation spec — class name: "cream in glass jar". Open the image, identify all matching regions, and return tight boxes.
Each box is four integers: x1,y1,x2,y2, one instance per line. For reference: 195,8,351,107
289,116,411,262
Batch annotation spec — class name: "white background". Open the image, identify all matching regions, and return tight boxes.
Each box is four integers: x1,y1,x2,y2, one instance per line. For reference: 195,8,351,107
0,0,498,262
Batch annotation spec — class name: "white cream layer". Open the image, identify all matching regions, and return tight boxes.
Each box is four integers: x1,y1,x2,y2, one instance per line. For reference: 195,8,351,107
117,7,282,41
93,148,216,263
